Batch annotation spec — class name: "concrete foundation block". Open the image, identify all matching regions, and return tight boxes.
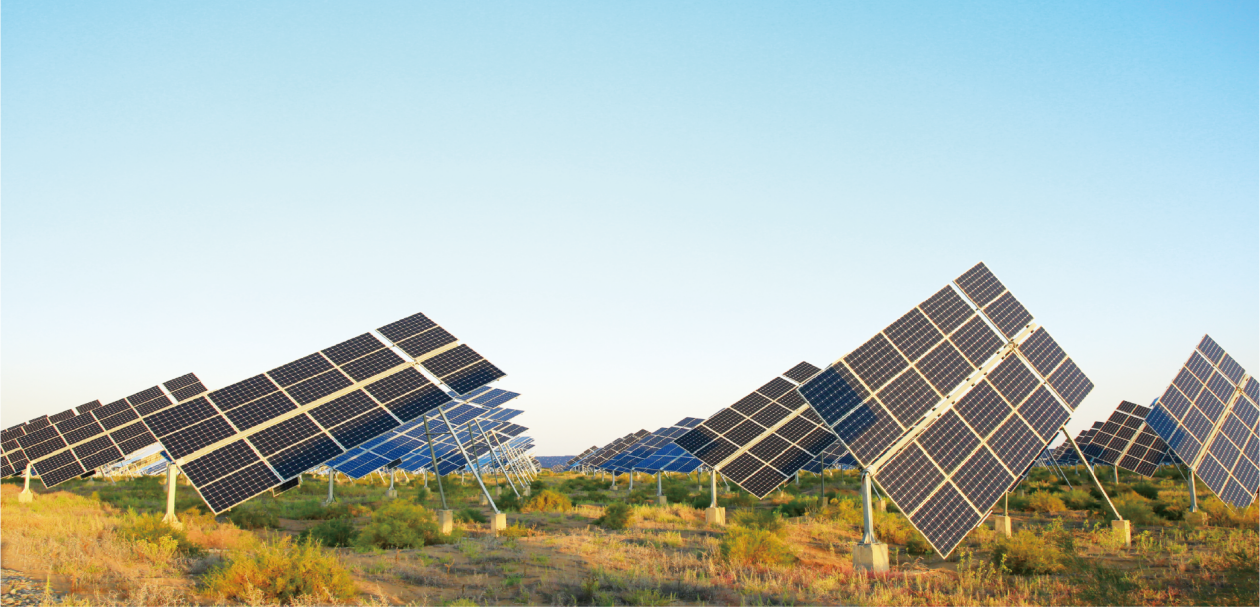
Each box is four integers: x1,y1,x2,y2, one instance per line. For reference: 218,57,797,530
523,486,531,496
876,499,887,513
1111,519,1131,547
438,510,454,535
993,515,1012,537
161,513,184,531
491,512,508,535
853,542,889,572
705,506,725,526
479,492,489,505
385,489,398,499
495,486,502,497
18,490,33,503
657,496,668,506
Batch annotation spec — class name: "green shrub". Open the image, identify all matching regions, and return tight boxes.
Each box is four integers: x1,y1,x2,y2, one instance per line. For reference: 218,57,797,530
117,510,201,555
298,518,358,548
1109,496,1160,526
904,532,933,555
1025,492,1066,513
1130,483,1160,500
353,500,446,549
496,491,522,512
663,484,691,504
992,529,1067,574
1060,489,1096,510
522,490,572,513
731,509,786,535
415,486,431,503
1153,496,1188,521
202,537,356,605
559,477,608,493
1005,494,1030,512
595,503,635,530
720,527,795,566
529,479,546,494
456,508,486,523
772,498,812,518
226,506,279,530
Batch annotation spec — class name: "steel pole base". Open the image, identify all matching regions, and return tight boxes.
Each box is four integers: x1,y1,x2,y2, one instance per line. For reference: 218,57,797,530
1111,520,1131,547
705,507,725,526
161,512,185,530
17,490,33,504
656,495,668,506
853,542,889,572
490,512,508,536
992,514,1012,537
438,510,454,535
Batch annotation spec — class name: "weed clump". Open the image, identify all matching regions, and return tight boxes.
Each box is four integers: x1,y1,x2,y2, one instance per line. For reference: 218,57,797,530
905,532,933,555
226,506,279,529
298,518,358,548
203,537,356,605
116,510,201,556
731,509,786,534
1060,489,1096,510
354,500,449,548
1024,492,1066,513
522,490,572,513
721,527,795,566
991,529,1067,574
1130,482,1160,500
1108,495,1160,526
595,502,636,530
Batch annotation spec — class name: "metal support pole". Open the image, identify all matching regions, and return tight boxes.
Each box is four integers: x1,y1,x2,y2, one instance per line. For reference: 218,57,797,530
473,419,519,498
422,415,448,510
721,472,731,493
324,469,336,506
710,467,718,508
657,471,663,497
1188,468,1199,513
629,469,635,491
1064,429,1122,520
1050,458,1073,490
860,470,876,544
18,463,34,503
437,405,498,513
162,463,182,528
1114,465,1119,485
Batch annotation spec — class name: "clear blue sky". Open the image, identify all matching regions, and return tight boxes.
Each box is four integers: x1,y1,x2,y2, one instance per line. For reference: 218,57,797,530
4,2,1257,455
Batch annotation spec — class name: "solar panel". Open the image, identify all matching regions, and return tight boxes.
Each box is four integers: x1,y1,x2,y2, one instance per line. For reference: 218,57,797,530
675,362,840,498
796,262,1092,557
1081,401,1170,477
583,430,651,469
604,418,702,473
12,376,207,486
135,313,506,513
1145,336,1257,508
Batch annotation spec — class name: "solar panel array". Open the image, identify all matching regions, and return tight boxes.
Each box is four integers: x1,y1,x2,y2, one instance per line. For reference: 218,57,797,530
561,447,598,471
674,362,841,498
325,387,521,478
1081,401,1170,477
1146,336,1258,507
636,442,704,473
3,400,112,478
581,430,650,470
131,313,506,513
3,375,209,487
796,262,1093,557
604,418,703,473
801,441,858,474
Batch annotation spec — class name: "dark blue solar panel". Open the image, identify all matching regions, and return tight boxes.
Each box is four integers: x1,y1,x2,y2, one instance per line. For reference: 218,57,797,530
385,384,453,421
950,316,1004,367
919,286,972,335
378,313,438,343
988,417,1041,471
843,334,909,394
988,357,1039,407
918,411,978,474
952,447,1012,514
1197,335,1225,364
444,360,506,395
397,327,458,358
330,409,400,448
1017,386,1068,442
342,348,407,382
879,444,943,514
268,435,345,478
954,262,1005,307
322,333,384,365
1046,358,1092,409
209,375,279,411
1019,328,1066,377
224,391,298,431
878,370,940,426
797,366,869,426
247,414,322,457
162,416,236,460
200,462,280,513
832,401,903,464
309,391,379,429
884,308,943,363
287,370,353,405
182,441,260,486
953,382,1009,439
917,341,973,395
268,353,334,388
908,483,982,557
1185,351,1214,383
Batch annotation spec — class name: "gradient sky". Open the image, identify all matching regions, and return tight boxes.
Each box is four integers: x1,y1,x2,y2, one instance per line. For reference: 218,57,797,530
4,2,1257,456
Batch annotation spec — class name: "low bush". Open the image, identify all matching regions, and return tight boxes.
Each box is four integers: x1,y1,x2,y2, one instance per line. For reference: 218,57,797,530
992,529,1067,574
499,522,538,538
117,510,201,555
354,500,448,549
226,506,279,530
1201,498,1260,529
1109,496,1161,526
522,490,572,513
772,498,812,518
456,508,487,524
298,518,358,548
415,486,431,503
1130,482,1160,500
720,527,795,566
202,537,356,605
873,511,914,545
496,491,523,512
1025,492,1067,513
1153,496,1188,521
559,476,609,493
904,532,933,555
595,502,635,530
731,510,786,535
1060,489,1096,510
